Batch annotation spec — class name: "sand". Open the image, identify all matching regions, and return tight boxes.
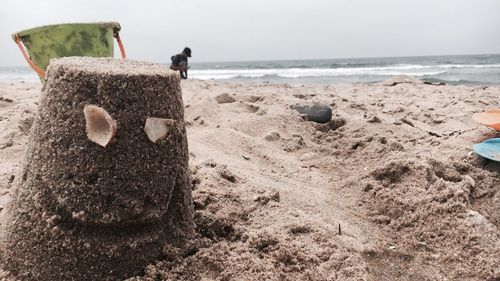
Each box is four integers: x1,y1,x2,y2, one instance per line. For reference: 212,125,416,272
0,78,499,280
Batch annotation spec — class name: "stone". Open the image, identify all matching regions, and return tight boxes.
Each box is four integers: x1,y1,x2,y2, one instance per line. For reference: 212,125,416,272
0,57,194,281
292,103,332,124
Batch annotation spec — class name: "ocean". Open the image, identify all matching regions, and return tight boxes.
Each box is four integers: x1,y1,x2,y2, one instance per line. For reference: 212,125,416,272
2,54,500,85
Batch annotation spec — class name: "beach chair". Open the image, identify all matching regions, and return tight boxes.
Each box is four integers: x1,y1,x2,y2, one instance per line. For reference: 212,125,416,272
12,22,126,82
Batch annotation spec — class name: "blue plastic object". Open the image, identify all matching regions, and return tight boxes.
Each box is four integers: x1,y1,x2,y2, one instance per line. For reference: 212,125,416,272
473,138,500,162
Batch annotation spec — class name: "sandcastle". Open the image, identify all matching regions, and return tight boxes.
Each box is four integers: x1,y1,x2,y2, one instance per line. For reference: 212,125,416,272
0,57,194,280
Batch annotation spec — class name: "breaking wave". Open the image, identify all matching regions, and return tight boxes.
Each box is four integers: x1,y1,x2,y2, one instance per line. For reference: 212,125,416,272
189,64,500,80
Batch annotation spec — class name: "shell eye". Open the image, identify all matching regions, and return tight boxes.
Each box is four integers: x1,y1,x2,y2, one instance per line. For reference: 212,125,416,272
83,105,117,147
144,117,177,143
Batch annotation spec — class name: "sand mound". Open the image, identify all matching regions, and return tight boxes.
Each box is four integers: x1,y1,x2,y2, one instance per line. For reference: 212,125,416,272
359,159,498,279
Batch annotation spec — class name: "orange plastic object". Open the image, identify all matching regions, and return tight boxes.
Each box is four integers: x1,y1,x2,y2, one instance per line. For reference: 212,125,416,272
113,31,126,59
14,34,46,78
472,109,500,130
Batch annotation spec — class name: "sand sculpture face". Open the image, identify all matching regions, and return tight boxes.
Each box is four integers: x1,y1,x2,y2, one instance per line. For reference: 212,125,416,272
71,104,183,225
42,104,185,227
1,57,194,281
84,105,179,147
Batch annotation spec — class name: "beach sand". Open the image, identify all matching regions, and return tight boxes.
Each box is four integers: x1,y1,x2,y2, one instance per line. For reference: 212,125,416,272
0,78,499,280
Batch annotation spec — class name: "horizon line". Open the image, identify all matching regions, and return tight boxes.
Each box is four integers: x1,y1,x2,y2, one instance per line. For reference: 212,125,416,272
1,52,499,68
192,52,500,65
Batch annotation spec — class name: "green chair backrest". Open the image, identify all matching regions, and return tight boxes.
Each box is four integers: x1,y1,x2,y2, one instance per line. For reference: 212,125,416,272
12,22,125,82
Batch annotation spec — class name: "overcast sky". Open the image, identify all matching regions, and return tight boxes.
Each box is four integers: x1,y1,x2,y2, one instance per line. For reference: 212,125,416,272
1,0,500,66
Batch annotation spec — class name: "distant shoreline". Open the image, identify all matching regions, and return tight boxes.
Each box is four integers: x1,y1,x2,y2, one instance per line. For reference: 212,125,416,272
2,54,500,85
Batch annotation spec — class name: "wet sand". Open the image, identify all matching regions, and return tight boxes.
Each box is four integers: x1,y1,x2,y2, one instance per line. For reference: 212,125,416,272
0,78,499,280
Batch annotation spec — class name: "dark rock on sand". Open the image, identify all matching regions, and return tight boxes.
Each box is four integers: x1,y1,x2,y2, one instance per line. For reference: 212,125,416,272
293,103,332,124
